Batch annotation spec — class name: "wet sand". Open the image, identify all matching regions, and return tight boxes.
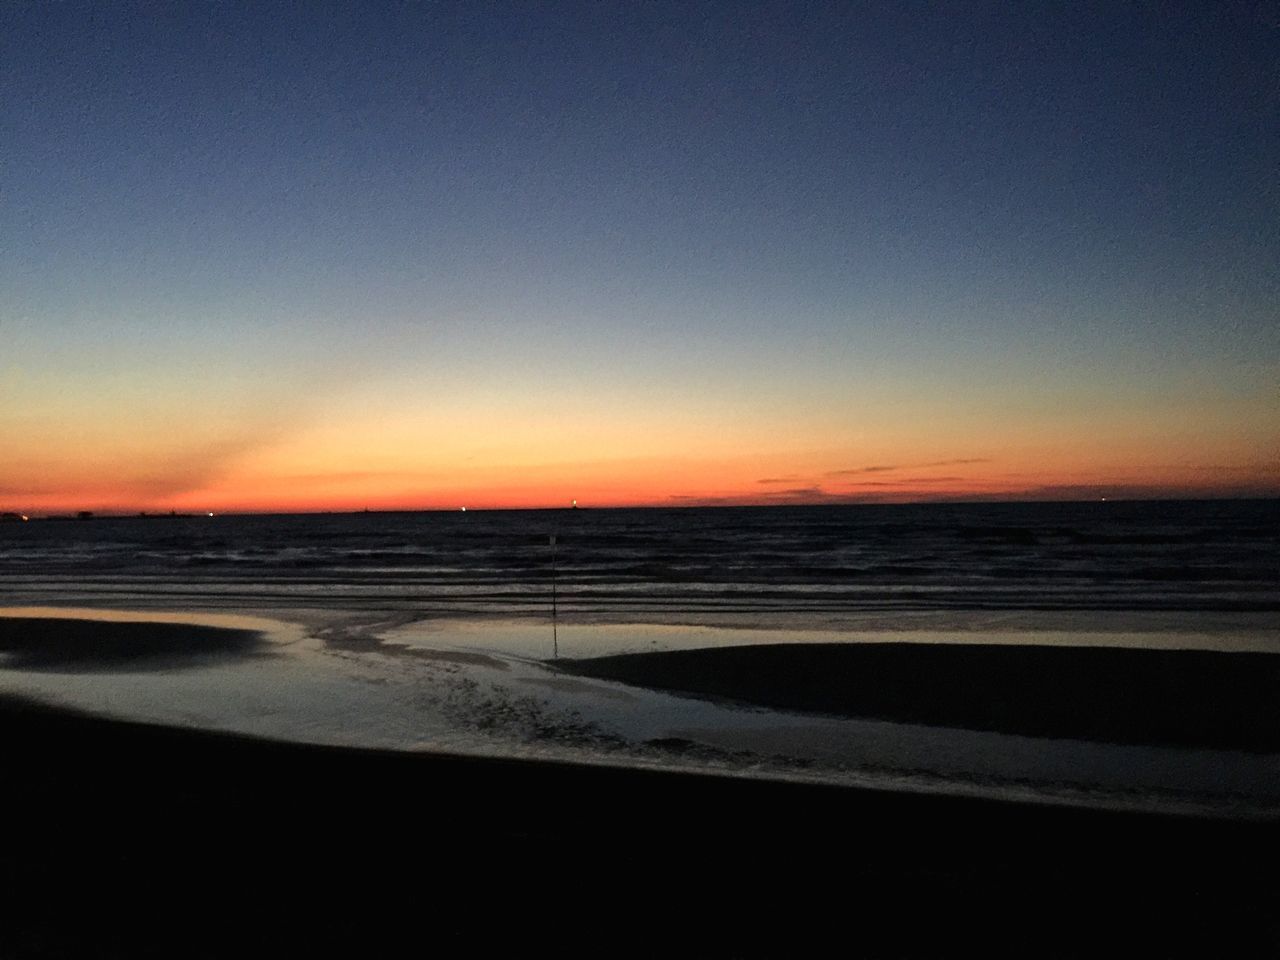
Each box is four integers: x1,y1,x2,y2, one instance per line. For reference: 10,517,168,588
2,694,1278,956
558,642,1280,751
0,616,269,671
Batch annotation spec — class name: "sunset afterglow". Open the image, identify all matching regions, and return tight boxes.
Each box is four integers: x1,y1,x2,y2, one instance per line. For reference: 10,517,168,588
3,4,1276,514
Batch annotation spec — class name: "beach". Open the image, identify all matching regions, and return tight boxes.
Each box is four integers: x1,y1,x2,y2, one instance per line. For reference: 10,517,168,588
0,612,1277,953
3,608,1277,819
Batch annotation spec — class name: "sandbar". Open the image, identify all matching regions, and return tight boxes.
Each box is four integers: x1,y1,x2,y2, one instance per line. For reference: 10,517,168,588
0,615,269,671
557,642,1280,751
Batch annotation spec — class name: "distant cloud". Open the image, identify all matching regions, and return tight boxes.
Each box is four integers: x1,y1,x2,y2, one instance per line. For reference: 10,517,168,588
21,410,314,512
668,486,842,506
828,458,991,478
0,483,41,496
666,494,742,506
1184,461,1280,475
846,476,964,486
928,480,1280,501
762,486,827,499
669,471,1280,508
826,465,898,476
756,476,802,484
121,424,303,501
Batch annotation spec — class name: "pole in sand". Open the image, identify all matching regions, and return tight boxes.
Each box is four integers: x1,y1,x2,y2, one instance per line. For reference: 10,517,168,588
549,533,558,659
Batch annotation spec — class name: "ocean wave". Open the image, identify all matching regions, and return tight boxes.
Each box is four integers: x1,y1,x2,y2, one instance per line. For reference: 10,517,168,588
3,501,1275,614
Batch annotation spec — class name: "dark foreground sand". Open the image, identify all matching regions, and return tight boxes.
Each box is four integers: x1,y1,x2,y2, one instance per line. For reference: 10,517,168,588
2,694,1278,957
559,642,1280,751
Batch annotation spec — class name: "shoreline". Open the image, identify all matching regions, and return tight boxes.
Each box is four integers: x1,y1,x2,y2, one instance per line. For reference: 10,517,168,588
3,611,1278,808
6,601,1278,646
8,609,1278,753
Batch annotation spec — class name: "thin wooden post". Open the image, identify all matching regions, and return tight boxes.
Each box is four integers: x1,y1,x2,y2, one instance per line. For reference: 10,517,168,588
549,533,558,659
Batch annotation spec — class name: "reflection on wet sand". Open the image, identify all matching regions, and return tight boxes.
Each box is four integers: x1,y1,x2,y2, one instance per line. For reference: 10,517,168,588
323,630,511,670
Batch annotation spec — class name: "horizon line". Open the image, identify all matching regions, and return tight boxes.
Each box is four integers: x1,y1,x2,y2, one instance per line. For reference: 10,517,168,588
8,492,1278,520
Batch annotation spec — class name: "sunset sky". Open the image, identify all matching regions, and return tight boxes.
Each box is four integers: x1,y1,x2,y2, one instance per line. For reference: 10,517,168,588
3,2,1277,513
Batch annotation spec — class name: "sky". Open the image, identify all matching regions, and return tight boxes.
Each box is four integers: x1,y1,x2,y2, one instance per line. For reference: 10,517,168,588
2,1,1277,512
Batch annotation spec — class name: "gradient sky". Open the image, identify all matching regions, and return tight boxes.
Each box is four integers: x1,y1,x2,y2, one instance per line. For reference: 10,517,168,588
2,1,1277,512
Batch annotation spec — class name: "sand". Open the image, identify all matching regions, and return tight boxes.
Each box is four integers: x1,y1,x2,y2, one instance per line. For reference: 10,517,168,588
1,694,1277,955
557,642,1280,751
0,615,269,671
1,617,1278,953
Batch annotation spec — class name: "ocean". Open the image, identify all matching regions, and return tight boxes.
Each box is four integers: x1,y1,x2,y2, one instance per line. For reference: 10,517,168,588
1,499,1277,817
3,499,1277,618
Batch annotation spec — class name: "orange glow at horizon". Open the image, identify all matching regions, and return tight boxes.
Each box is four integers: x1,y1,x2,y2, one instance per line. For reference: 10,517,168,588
10,447,1279,516
5,367,1277,514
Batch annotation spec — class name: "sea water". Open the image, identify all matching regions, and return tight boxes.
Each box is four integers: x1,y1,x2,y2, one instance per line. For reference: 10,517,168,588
2,500,1276,618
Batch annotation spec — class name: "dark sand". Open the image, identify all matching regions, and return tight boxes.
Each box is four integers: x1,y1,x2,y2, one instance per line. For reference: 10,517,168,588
559,642,1280,751
0,616,268,671
2,694,1277,957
